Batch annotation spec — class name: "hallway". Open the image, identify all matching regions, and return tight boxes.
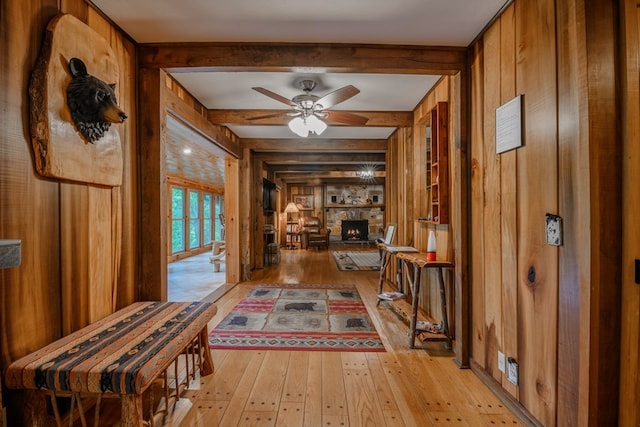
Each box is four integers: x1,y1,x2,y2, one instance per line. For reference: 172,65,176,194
171,247,526,426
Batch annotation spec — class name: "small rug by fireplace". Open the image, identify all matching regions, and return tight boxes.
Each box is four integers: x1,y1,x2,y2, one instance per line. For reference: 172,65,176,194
331,251,381,271
208,284,385,352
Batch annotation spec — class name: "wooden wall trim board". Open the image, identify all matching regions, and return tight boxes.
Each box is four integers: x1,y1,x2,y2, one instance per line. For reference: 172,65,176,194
452,68,470,367
253,158,266,269
138,67,168,301
224,157,241,284
582,2,622,424
556,1,589,425
240,146,253,280
619,1,640,425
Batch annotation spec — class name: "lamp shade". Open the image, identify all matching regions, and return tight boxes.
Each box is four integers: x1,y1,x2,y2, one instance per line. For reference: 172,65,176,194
284,202,300,213
288,117,309,137
306,114,327,134
287,114,327,137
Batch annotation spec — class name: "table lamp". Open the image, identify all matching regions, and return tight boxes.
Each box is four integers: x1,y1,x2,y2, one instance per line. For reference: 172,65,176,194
284,202,300,221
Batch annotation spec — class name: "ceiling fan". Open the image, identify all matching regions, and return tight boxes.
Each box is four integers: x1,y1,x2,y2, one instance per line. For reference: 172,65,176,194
251,79,369,136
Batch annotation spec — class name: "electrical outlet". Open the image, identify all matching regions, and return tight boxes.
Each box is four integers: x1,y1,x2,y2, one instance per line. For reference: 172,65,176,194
507,357,519,385
498,351,506,373
545,213,562,246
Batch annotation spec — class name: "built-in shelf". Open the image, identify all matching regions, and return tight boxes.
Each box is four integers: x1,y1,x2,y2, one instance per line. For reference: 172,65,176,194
427,102,449,225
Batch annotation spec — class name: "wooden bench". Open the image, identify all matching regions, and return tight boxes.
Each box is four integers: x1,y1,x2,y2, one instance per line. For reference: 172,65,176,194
4,301,216,426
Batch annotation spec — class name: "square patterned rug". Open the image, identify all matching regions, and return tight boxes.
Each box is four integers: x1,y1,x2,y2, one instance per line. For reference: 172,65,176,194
208,284,385,351
331,250,381,271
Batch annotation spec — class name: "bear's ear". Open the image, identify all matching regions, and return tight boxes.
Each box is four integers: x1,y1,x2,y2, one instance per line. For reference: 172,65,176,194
68,58,88,78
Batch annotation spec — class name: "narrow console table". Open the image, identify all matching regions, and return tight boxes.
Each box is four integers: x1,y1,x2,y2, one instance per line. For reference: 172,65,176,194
376,243,419,304
395,253,454,349
4,301,217,427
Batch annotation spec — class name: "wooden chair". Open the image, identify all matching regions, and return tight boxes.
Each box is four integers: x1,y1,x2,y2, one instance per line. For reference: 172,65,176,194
299,216,331,250
210,240,226,272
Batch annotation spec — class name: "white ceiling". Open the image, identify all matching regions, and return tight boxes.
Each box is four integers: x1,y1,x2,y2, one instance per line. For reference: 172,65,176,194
90,0,506,186
91,0,507,141
91,0,506,46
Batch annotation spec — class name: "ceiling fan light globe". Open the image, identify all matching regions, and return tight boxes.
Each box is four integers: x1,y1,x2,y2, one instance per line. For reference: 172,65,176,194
288,116,309,137
307,114,327,135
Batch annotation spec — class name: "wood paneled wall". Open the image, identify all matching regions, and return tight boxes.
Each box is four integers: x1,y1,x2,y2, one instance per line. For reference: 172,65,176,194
469,0,623,424
620,1,640,425
0,1,137,424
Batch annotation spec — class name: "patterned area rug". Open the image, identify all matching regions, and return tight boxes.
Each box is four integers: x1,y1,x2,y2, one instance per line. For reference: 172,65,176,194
208,284,385,351
331,250,381,271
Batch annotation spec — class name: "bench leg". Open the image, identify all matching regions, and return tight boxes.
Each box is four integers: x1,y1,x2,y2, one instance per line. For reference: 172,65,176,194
199,327,215,376
121,394,147,427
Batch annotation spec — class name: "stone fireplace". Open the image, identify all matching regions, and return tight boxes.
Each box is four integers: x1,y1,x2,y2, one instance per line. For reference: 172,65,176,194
341,220,369,241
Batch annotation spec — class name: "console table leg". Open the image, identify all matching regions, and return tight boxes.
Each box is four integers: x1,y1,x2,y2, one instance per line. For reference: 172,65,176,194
376,252,391,305
408,263,421,349
437,268,451,349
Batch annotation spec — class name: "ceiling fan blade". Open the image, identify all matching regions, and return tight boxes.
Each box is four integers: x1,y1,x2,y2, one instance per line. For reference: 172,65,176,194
325,110,369,126
252,87,297,107
315,85,360,109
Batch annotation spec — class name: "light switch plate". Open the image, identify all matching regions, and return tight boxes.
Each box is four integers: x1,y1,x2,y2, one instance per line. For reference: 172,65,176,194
545,213,562,246
498,351,506,373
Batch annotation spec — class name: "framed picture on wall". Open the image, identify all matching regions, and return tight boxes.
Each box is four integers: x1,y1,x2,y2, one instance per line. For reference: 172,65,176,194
294,194,314,210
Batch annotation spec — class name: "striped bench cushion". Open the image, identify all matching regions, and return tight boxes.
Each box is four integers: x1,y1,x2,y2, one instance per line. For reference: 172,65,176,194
4,301,216,395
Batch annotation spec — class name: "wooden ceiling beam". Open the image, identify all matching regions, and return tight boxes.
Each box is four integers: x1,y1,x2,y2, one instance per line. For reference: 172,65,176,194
275,171,386,184
139,42,467,74
255,152,386,163
207,109,412,127
268,163,385,172
165,89,242,158
244,138,387,152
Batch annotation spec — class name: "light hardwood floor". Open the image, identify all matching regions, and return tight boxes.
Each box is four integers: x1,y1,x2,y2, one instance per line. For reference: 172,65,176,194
169,245,525,426
168,252,228,302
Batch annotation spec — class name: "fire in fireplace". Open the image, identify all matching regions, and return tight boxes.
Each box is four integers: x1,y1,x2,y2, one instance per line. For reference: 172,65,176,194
341,220,369,241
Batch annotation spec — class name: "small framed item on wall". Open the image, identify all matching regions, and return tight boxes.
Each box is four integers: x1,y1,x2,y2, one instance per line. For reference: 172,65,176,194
294,194,314,211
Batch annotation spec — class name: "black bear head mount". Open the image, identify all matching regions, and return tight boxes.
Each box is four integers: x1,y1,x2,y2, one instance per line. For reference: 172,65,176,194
66,57,127,143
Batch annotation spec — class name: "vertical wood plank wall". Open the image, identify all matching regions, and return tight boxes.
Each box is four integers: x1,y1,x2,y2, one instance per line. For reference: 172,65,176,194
0,1,138,423
469,0,624,424
555,2,591,425
620,1,640,425
498,5,518,400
